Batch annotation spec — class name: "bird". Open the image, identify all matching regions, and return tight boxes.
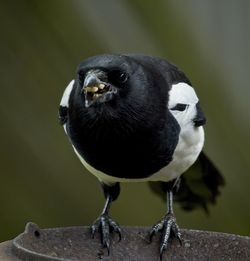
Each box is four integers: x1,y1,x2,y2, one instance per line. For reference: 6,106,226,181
59,54,224,259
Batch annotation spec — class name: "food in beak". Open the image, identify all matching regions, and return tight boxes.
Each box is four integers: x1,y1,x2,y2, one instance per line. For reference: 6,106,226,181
83,82,114,107
85,83,110,98
85,86,99,93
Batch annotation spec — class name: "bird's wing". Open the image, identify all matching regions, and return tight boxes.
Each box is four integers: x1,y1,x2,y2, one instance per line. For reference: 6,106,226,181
149,151,225,213
59,80,75,126
127,54,206,127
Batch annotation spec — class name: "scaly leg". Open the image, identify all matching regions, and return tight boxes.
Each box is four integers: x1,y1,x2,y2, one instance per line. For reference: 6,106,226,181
91,182,121,253
150,189,182,260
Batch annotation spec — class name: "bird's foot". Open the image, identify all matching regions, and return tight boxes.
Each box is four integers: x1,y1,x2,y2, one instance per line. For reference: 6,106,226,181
91,213,121,254
149,213,182,260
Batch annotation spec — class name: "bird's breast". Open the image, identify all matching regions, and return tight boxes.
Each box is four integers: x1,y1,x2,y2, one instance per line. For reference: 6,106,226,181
67,121,178,182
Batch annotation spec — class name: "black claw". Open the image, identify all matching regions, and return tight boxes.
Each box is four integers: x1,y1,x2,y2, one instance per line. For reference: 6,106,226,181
91,228,95,239
160,244,166,255
174,230,182,246
114,227,122,242
149,230,155,242
91,223,98,238
160,246,165,261
118,232,122,242
104,240,110,255
178,236,183,246
90,213,121,254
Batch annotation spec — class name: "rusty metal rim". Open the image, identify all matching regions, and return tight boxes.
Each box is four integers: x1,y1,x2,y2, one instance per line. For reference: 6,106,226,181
12,223,68,261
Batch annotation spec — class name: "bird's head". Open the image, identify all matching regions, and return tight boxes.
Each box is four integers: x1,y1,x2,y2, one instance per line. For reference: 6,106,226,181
72,54,168,134
75,54,156,110
76,54,133,108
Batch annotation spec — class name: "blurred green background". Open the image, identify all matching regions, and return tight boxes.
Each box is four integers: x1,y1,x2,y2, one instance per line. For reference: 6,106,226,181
0,0,250,242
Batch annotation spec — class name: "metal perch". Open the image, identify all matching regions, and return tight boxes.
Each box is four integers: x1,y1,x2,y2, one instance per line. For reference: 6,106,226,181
0,222,249,260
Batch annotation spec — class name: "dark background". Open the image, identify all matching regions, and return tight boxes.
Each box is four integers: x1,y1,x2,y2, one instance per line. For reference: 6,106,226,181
0,0,250,242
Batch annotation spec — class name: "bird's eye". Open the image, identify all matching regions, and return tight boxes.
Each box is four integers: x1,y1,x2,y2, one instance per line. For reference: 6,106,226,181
108,70,128,85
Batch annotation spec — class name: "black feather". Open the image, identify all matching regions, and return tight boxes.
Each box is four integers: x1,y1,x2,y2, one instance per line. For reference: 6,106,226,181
59,105,68,125
193,102,206,127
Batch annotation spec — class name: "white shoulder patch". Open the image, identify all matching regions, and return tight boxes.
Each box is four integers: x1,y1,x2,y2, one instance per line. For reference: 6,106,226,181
60,80,75,107
168,82,199,109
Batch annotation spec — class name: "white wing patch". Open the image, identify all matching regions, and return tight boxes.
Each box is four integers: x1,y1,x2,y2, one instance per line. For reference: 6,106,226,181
168,82,198,109
163,82,205,183
60,80,75,107
60,80,74,134
168,82,199,128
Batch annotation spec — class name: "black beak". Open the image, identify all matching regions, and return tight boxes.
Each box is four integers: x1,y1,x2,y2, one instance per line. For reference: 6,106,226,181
82,70,116,108
83,70,103,91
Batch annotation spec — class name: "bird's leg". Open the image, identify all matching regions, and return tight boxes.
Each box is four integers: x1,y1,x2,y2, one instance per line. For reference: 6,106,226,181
91,182,121,253
150,188,182,260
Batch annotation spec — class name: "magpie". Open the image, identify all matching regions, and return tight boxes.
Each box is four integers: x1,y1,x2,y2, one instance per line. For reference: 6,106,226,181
59,54,224,259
